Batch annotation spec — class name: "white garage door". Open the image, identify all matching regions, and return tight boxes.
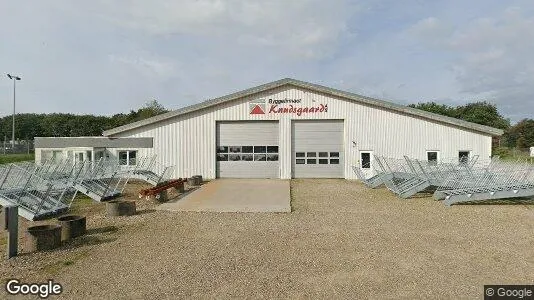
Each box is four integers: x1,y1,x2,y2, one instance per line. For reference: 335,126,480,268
216,121,279,178
292,120,344,178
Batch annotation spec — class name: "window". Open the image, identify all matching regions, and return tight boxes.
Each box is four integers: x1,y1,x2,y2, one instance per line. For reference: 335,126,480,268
360,152,371,169
295,151,342,164
254,154,266,161
217,154,228,161
459,151,470,163
242,146,253,153
95,151,105,160
217,145,279,162
229,146,241,153
52,150,63,162
426,151,439,165
217,146,229,153
267,146,278,153
242,154,253,161
229,154,241,161
266,154,278,161
129,150,136,165
118,150,138,166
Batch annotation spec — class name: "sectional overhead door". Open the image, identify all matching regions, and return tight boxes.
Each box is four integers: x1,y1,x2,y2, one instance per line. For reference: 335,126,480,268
216,121,279,178
292,120,344,178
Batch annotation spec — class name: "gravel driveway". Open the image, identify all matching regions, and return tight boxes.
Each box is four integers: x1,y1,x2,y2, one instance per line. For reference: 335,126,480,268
1,179,533,299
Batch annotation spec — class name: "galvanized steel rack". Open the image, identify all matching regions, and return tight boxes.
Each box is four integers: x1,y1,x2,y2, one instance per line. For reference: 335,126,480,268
0,155,173,220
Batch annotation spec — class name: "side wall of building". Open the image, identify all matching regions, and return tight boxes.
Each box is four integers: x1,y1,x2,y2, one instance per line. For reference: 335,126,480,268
110,86,493,179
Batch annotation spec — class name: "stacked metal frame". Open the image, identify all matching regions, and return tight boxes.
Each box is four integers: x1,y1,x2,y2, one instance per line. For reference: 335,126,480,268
0,155,174,220
355,155,534,206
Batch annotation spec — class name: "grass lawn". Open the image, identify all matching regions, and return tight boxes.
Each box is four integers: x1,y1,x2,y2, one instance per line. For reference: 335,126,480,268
0,153,34,164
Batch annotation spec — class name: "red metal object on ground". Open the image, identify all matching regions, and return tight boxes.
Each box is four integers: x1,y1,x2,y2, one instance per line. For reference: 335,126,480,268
138,179,187,199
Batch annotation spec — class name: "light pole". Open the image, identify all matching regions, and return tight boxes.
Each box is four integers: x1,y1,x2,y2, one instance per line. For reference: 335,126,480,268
6,74,21,151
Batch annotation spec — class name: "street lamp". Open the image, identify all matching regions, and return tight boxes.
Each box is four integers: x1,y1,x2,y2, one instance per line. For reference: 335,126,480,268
6,74,21,150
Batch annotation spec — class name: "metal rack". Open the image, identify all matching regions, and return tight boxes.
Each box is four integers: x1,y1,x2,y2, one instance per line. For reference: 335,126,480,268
0,155,174,220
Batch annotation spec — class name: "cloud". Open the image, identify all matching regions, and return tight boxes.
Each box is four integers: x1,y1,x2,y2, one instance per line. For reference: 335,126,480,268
108,54,177,79
92,0,361,59
1,0,533,123
407,7,534,120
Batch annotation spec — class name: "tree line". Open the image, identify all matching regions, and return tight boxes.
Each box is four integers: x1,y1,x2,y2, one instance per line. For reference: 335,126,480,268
0,100,167,140
0,99,531,149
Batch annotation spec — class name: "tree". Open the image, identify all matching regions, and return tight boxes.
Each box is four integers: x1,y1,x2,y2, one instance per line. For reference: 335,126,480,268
454,102,510,130
0,100,169,139
505,118,534,148
410,101,510,130
408,102,456,118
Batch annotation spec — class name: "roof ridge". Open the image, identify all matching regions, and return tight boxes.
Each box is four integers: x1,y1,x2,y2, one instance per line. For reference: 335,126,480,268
103,78,504,137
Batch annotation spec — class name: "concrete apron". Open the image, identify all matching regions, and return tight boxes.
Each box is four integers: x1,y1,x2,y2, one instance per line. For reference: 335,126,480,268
156,179,291,213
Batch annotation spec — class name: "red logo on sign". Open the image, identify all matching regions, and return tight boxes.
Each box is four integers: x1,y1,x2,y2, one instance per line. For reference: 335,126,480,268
249,100,266,115
250,104,265,114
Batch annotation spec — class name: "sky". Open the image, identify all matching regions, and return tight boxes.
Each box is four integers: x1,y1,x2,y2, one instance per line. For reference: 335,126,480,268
1,0,533,122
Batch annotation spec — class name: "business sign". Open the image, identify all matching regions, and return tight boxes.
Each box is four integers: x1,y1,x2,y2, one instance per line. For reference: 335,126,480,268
249,98,328,116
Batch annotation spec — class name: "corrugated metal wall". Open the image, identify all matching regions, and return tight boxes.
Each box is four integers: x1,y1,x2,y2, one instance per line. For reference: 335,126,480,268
111,86,493,179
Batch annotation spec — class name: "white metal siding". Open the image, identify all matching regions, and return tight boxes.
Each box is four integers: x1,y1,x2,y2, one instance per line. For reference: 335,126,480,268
110,86,493,180
216,121,279,178
292,120,344,178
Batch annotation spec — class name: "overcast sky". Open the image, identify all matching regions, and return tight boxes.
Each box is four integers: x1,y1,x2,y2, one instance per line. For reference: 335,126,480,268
1,1,533,122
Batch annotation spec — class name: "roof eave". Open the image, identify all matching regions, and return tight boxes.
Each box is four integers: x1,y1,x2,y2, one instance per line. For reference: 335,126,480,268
103,78,504,137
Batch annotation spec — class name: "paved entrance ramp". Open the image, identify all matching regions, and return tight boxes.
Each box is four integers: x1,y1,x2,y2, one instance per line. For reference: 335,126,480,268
157,179,291,213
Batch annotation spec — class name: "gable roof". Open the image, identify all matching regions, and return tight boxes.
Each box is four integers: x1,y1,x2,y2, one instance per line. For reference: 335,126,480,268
103,78,504,136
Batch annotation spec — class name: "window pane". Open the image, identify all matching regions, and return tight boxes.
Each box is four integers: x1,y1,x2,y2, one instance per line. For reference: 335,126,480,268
267,146,278,153
330,159,340,164
216,154,229,161
229,146,241,153
229,154,241,161
242,154,253,161
119,151,127,165
129,151,137,165
118,151,128,160
319,159,328,164
307,159,316,164
254,146,266,153
217,146,229,153
330,152,339,157
242,146,253,153
318,152,328,157
296,159,305,164
307,152,316,157
361,153,371,169
266,154,278,161
296,152,305,157
459,151,470,163
254,154,266,161
426,151,438,161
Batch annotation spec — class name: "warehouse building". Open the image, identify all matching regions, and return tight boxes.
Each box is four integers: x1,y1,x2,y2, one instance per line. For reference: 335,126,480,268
35,78,503,179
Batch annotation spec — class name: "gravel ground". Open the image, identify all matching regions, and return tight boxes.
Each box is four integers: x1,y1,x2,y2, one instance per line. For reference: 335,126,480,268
1,179,533,299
